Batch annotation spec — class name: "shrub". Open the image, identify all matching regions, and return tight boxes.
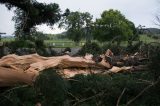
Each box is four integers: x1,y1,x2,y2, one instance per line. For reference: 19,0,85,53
6,40,35,53
35,39,45,49
34,68,67,106
148,43,160,80
1,71,160,106
0,86,37,106
67,73,152,106
77,42,102,56
126,41,143,54
36,47,58,57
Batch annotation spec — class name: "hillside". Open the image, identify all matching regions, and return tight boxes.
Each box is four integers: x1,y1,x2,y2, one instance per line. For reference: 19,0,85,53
144,28,160,35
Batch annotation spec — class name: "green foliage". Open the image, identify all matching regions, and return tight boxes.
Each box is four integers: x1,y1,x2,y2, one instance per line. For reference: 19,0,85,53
68,73,157,106
0,86,37,106
101,43,125,55
36,47,58,57
67,28,84,43
1,69,160,106
12,1,61,39
34,68,67,106
126,41,143,54
93,9,136,43
0,0,32,10
7,40,35,52
35,39,45,49
77,42,102,56
1,0,69,39
140,34,160,43
30,30,48,41
59,11,93,43
148,43,160,80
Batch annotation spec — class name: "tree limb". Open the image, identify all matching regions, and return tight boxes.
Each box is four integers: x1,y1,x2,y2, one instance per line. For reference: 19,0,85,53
126,78,160,106
116,88,126,106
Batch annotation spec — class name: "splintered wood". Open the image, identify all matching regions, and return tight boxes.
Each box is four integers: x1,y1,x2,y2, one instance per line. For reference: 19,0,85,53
0,53,147,87
0,54,112,86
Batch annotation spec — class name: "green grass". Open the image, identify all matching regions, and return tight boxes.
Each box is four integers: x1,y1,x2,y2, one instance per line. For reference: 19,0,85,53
0,34,159,48
139,34,160,43
1,37,15,42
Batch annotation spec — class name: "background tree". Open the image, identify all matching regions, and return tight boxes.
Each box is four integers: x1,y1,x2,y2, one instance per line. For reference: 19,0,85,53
59,11,93,43
93,9,136,45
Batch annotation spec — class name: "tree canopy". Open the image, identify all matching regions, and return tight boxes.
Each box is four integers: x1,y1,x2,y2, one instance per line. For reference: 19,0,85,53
12,3,61,39
59,11,93,43
93,9,136,43
0,0,69,39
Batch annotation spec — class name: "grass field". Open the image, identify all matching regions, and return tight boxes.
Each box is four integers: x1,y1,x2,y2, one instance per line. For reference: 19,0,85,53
1,37,15,42
139,34,160,43
0,34,159,48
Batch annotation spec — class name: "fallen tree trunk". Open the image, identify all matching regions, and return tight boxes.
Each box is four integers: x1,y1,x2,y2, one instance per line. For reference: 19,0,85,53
112,55,149,67
0,67,34,87
0,54,148,87
0,54,112,86
61,65,148,78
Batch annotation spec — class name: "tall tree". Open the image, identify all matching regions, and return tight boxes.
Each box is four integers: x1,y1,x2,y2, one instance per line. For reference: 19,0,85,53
12,2,61,39
59,11,93,43
0,0,34,11
93,9,136,44
0,0,68,39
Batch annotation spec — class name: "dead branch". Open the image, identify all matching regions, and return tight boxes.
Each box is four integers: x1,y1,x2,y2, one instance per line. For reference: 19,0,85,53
72,91,105,106
0,53,149,87
126,78,160,106
116,88,127,106
0,54,112,86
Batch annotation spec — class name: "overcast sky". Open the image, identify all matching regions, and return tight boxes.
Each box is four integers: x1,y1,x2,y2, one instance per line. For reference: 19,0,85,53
0,0,159,35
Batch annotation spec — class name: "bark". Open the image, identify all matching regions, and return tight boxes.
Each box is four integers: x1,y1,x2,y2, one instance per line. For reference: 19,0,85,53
61,65,148,78
0,54,111,86
0,54,148,87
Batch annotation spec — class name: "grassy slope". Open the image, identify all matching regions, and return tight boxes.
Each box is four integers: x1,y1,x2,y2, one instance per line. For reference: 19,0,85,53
139,34,160,43
0,34,159,48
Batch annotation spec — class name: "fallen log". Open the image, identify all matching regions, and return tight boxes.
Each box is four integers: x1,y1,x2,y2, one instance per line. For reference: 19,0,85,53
0,53,148,87
112,55,149,67
60,65,148,78
0,67,34,87
0,53,112,86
